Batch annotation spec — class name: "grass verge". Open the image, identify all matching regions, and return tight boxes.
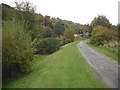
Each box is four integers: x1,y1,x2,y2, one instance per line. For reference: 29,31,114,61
3,41,107,88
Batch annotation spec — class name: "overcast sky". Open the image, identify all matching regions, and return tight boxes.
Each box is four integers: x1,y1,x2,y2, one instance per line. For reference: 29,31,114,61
1,0,119,25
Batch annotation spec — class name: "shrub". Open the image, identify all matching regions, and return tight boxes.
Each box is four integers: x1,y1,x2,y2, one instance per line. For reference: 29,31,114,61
62,39,73,45
58,36,73,46
90,26,117,46
64,29,74,42
2,19,33,81
41,27,55,38
34,38,60,54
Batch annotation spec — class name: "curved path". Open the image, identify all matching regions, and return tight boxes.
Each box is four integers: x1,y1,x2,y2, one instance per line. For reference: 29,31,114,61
77,40,118,88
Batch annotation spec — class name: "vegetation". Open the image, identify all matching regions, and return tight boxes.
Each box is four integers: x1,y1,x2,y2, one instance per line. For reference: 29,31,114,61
3,41,107,88
90,26,117,46
89,15,118,61
2,2,90,42
87,42,119,61
2,1,118,88
64,29,74,42
2,1,83,81
33,38,60,54
2,19,33,81
54,20,65,36
91,15,112,29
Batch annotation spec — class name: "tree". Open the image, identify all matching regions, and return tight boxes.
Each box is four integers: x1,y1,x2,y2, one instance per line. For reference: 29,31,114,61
15,1,36,40
54,20,65,36
2,3,16,21
91,15,111,28
2,19,33,81
34,38,60,54
64,29,74,42
117,24,120,40
41,26,55,38
90,26,117,45
43,15,53,29
15,1,36,12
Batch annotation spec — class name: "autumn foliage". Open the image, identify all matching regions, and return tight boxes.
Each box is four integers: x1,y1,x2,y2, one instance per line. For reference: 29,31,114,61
90,26,117,46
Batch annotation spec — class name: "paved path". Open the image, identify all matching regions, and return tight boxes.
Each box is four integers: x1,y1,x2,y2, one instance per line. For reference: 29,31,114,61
77,40,118,88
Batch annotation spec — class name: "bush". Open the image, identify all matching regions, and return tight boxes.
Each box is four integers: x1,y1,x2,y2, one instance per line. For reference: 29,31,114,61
64,29,74,42
2,19,33,81
62,39,73,45
90,26,117,46
58,36,73,46
41,27,55,38
34,38,60,54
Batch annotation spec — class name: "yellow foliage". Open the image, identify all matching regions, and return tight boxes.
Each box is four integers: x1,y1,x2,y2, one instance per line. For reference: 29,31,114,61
64,29,75,41
92,26,117,40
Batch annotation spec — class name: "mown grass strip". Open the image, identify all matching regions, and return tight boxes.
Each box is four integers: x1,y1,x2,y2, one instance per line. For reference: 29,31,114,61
3,41,107,88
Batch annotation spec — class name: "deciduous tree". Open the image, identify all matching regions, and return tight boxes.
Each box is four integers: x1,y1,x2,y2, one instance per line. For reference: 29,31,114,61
64,29,74,42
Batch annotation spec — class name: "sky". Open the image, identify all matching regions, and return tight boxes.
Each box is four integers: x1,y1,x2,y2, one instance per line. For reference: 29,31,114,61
1,0,119,25
118,1,120,24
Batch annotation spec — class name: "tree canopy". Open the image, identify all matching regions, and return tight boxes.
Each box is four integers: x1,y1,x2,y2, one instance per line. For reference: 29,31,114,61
91,15,111,28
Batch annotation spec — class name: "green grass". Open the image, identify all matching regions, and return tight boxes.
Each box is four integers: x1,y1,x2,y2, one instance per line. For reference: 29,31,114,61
87,42,118,61
3,41,107,88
